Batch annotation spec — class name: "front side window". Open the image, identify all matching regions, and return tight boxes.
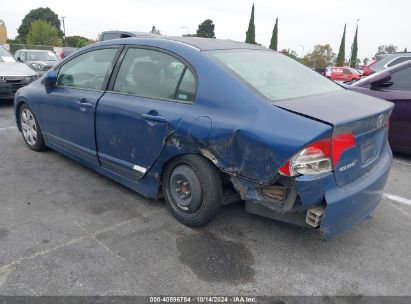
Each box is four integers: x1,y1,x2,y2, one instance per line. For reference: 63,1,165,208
209,49,341,102
113,48,196,102
389,67,411,90
14,51,22,60
57,48,118,90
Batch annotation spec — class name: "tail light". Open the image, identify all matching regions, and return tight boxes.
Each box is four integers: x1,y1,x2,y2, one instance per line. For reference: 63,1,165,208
278,133,355,176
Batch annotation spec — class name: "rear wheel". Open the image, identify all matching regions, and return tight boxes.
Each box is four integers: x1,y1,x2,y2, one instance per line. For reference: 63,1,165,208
162,154,223,227
20,104,46,151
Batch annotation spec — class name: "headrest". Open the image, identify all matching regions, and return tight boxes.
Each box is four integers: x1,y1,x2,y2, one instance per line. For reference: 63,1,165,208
132,62,159,85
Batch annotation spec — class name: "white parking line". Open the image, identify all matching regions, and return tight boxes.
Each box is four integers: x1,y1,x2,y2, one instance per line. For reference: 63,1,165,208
0,126,17,131
383,193,411,206
393,160,411,167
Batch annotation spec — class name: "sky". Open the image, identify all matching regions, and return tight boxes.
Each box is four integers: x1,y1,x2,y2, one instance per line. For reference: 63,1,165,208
1,0,411,60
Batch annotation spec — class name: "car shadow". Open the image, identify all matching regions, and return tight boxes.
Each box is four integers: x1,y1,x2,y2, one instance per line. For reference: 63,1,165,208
0,99,13,108
393,151,411,162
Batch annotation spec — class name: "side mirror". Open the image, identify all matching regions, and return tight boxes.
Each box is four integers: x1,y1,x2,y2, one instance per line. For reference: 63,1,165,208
370,72,392,88
43,70,57,88
17,56,24,63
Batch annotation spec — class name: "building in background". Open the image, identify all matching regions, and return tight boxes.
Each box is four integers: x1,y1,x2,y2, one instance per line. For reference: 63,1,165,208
0,20,7,44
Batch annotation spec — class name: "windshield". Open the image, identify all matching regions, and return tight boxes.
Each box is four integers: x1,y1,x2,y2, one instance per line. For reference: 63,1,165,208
26,51,59,62
0,48,17,63
209,49,341,102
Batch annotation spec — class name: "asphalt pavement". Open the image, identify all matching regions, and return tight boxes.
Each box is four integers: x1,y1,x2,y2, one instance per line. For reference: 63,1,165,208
0,100,410,296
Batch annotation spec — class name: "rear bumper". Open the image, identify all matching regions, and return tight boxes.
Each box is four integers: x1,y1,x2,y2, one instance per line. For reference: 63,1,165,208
244,145,392,240
320,145,392,239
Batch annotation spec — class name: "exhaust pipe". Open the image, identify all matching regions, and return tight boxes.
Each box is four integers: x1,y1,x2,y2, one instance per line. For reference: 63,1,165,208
306,206,325,228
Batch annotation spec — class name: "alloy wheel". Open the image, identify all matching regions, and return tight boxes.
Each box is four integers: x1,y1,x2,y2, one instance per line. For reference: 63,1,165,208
21,108,38,146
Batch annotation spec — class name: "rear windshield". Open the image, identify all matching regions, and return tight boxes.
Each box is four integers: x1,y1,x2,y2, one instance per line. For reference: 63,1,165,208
26,51,59,62
209,49,341,102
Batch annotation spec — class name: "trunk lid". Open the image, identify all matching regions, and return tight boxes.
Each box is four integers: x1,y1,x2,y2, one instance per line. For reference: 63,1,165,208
276,90,394,186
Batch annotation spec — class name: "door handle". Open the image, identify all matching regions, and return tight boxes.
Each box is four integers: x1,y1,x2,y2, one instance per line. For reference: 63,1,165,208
75,98,93,108
141,113,168,123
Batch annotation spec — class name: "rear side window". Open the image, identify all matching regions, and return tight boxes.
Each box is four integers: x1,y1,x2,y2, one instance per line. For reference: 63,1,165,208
57,48,118,90
112,48,196,102
210,49,340,102
389,67,411,90
176,69,196,102
387,57,411,67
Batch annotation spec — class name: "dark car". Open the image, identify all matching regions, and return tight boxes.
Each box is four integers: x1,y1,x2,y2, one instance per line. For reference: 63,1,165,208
346,60,411,154
14,37,393,240
363,52,411,76
15,49,60,76
98,31,157,41
0,46,38,100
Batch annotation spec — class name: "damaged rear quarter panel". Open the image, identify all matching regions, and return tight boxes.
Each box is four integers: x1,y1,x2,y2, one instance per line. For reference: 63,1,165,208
139,45,333,197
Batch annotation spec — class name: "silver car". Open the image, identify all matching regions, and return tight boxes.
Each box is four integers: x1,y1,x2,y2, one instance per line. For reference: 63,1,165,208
15,49,60,76
0,46,38,100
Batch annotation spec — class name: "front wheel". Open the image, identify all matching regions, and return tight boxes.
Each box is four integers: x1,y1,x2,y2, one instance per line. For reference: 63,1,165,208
20,104,46,151
162,154,223,227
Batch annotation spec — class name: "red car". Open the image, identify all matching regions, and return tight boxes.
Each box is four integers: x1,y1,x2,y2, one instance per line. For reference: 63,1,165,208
326,66,361,82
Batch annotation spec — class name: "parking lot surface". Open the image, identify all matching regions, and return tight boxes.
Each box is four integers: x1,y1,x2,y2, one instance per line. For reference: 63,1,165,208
0,100,411,296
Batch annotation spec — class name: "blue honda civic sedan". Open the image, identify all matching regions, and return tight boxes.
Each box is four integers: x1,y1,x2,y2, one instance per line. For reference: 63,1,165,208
14,37,394,239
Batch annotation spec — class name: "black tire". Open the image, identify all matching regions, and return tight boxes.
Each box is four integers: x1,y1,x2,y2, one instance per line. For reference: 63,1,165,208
19,104,46,151
162,154,223,227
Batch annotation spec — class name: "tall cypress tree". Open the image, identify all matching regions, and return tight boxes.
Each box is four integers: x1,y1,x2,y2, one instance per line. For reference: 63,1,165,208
350,25,358,68
245,4,256,44
336,24,346,66
269,18,278,50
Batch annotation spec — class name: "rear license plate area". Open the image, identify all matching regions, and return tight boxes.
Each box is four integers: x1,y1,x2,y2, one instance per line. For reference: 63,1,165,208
361,138,377,165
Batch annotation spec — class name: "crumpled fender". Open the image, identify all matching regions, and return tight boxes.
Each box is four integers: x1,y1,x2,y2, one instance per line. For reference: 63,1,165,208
294,173,335,206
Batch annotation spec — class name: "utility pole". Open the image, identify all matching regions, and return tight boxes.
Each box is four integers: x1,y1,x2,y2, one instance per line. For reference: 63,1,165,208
298,44,305,59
